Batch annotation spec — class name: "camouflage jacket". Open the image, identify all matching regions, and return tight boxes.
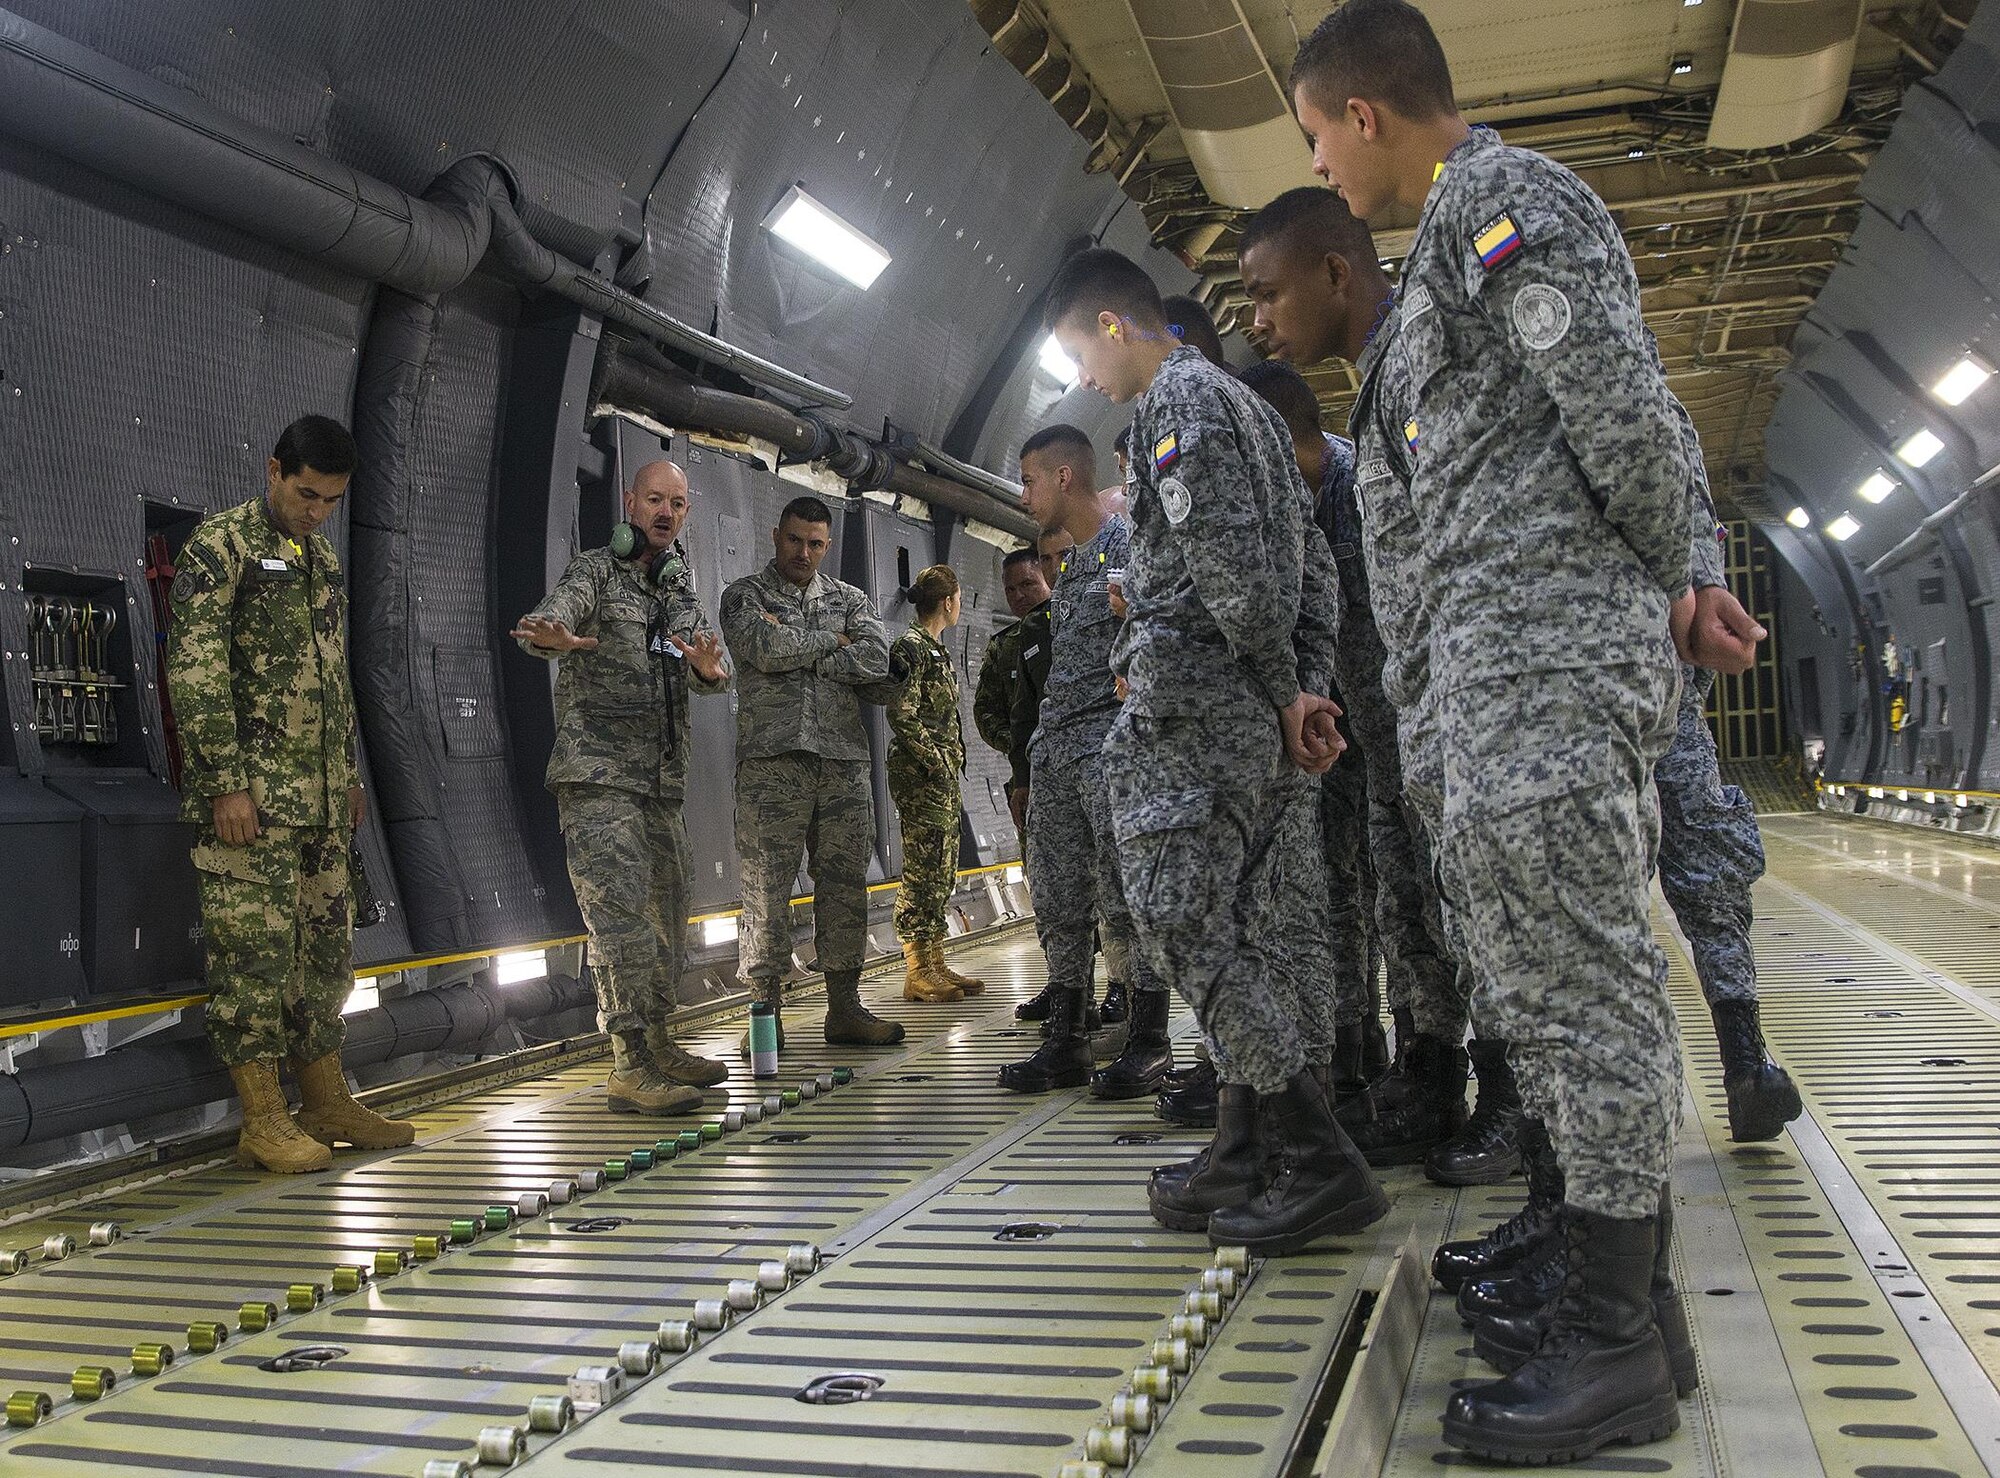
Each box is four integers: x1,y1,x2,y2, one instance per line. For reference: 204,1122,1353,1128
719,561,888,763
1005,600,1053,791
886,625,964,820
1032,514,1128,769
1115,345,1306,720
972,618,1025,754
166,496,357,827
517,544,728,799
1389,126,1691,693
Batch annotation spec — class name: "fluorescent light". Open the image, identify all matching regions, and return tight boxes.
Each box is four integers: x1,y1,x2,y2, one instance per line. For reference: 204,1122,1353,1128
1957,794,1971,808
1896,428,1943,467
1683,0,1702,7
1671,54,1694,75
763,185,890,288
1924,791,1937,804
342,977,379,1016
1785,506,1811,528
1627,147,1646,159
1933,357,1992,406
496,949,546,985
1857,471,1896,503
1869,786,1885,798
702,917,739,947
1037,334,1080,388
1004,864,1025,885
1825,513,1860,540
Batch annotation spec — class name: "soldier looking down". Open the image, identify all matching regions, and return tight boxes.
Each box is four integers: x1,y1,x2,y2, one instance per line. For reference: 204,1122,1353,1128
512,458,731,1116
168,414,413,1173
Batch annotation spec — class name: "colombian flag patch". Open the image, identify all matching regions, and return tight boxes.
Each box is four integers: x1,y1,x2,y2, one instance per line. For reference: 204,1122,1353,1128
1403,418,1421,453
1474,212,1522,270
1153,432,1180,471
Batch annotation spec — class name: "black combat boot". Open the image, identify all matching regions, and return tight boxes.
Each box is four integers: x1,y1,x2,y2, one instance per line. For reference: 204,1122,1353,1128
1711,999,1803,1142
1160,1050,1212,1092
1330,1023,1371,1108
1156,1055,1219,1126
1425,1038,1524,1185
1432,1120,1564,1294
1458,1232,1568,1325
1472,1188,1698,1398
998,988,1092,1093
1148,1082,1266,1231
1442,1206,1681,1463
1099,979,1130,1026
1015,984,1054,1021
1340,1035,1470,1166
1207,1070,1391,1255
1337,1007,1414,1129
1091,988,1173,1099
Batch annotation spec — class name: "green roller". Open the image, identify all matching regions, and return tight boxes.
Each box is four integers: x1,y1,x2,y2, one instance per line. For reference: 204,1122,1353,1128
412,1234,447,1261
238,1301,276,1333
652,1139,679,1161
450,1218,480,1245
628,1148,654,1170
5,1390,51,1428
699,1122,723,1142
676,1130,702,1151
831,1067,853,1085
604,1157,629,1180
285,1283,322,1313
186,1321,228,1354
483,1206,514,1232
781,1090,801,1108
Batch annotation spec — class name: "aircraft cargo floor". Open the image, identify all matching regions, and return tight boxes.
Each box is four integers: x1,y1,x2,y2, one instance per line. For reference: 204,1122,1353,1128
5,811,2000,1478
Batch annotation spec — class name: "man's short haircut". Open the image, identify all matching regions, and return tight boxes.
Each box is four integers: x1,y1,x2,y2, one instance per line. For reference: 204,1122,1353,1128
273,415,357,478
1113,425,1131,457
1042,247,1167,331
1238,186,1380,272
779,495,834,529
1289,0,1457,123
1238,360,1324,442
909,563,960,617
1161,294,1226,365
1002,547,1041,572
1020,422,1098,490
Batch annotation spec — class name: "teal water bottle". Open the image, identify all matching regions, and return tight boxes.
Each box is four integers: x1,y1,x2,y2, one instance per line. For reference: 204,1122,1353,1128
749,1002,780,1078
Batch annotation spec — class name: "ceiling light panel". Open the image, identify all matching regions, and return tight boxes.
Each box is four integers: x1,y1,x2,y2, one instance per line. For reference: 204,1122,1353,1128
763,186,891,289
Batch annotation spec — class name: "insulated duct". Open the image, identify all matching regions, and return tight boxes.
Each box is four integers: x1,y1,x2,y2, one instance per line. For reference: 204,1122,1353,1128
1708,0,1863,150
1121,0,1317,209
592,349,1041,541
0,974,591,1152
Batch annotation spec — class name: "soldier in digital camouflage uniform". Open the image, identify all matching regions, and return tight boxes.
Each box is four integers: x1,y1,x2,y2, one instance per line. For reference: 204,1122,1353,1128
885,564,983,1002
719,496,905,1050
1045,247,1385,1258
168,414,413,1174
972,547,1050,836
513,459,732,1116
1292,2,1754,1452
997,426,1160,1096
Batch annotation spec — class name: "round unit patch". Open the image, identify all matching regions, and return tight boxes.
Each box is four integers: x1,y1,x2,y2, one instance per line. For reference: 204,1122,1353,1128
1511,283,1572,351
1158,476,1192,526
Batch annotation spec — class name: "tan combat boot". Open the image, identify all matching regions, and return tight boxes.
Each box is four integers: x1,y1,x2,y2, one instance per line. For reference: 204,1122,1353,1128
606,1033,705,1115
228,1060,333,1173
292,1053,417,1150
645,1023,730,1087
824,968,906,1046
926,941,985,995
902,939,963,1002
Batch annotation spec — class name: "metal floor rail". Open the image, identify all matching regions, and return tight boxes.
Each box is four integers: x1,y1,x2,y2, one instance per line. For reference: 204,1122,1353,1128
4,813,2000,1476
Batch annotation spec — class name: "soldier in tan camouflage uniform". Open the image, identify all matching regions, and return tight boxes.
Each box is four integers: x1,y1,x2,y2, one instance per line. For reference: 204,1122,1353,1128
886,565,982,1002
512,459,731,1115
720,497,905,1050
168,415,413,1174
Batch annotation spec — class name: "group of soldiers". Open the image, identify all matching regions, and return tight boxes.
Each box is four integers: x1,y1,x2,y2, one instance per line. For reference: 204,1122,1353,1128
167,0,1808,1462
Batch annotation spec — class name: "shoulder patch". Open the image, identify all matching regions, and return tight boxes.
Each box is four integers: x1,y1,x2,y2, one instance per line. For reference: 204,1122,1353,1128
1158,476,1192,527
1402,283,1434,321
1152,431,1180,472
1473,212,1522,271
1510,283,1572,351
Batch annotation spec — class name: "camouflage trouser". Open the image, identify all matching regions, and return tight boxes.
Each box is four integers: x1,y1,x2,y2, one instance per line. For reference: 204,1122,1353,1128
1319,721,1381,1030
555,784,689,1036
1105,710,1303,1095
1396,696,1482,1032
1657,666,1764,1005
1027,748,1142,997
735,753,874,983
891,776,960,944
1336,619,1466,1042
1266,771,1339,1059
194,825,350,1067
1438,655,1682,1220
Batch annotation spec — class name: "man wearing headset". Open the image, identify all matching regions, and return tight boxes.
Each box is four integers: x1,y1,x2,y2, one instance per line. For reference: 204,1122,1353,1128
513,458,732,1115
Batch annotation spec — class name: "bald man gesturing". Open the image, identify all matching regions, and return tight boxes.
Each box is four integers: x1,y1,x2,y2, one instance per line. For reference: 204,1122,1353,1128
514,460,732,1115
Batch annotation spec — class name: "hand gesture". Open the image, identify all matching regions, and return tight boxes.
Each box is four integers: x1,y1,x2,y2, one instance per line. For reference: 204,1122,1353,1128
1280,692,1346,775
670,629,728,683
1685,585,1765,675
212,789,261,846
511,615,598,652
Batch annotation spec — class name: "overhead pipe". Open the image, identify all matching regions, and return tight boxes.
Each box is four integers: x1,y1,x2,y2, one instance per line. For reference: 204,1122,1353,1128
0,6,847,409
593,348,1039,541
1866,458,2000,575
0,974,591,1153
